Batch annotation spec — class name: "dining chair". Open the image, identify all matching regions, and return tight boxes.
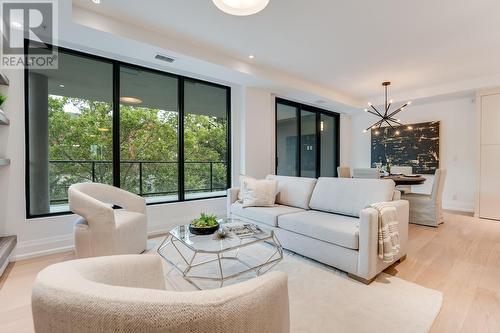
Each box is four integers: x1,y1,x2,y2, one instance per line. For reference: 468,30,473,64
352,168,380,179
391,166,413,193
391,166,413,175
337,166,351,178
402,169,447,227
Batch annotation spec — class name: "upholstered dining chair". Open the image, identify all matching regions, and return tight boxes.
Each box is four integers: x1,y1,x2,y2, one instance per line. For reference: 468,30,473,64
68,183,148,258
352,168,380,179
31,255,290,333
337,166,351,178
402,169,447,227
390,166,413,193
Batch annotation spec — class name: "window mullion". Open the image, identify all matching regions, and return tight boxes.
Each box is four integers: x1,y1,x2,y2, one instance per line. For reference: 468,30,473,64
112,61,121,188
178,78,185,201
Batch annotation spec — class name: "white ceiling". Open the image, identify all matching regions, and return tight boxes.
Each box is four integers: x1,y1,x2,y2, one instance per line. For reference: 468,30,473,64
72,0,500,102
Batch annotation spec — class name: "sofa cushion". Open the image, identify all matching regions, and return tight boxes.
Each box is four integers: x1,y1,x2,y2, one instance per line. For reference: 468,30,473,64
231,202,305,227
266,175,317,210
309,177,395,217
240,176,278,207
278,210,359,250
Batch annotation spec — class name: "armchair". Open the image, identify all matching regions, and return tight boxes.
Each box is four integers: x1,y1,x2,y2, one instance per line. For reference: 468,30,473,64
68,183,148,258
32,255,290,333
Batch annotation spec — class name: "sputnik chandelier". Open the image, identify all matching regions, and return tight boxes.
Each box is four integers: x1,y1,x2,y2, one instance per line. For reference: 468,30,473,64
363,82,413,135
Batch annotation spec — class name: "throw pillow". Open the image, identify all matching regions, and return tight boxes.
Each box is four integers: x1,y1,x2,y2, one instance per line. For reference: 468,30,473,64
240,176,278,207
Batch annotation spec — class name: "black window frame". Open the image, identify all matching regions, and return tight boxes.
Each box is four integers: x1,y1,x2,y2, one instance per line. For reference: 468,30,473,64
275,97,340,178
24,40,231,219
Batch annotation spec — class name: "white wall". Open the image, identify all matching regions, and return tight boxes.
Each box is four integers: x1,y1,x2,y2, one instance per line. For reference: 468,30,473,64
350,97,476,212
240,88,275,180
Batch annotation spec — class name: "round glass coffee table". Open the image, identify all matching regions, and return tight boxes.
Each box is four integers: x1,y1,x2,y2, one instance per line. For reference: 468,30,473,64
157,218,283,290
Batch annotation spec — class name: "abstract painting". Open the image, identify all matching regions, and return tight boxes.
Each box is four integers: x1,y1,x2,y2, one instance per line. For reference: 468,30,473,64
371,121,440,174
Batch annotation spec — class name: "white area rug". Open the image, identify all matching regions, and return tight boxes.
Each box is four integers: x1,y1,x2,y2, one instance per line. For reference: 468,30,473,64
149,237,442,333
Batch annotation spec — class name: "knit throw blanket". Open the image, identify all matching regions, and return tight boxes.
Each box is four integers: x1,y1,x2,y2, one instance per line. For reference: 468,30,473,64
370,202,400,263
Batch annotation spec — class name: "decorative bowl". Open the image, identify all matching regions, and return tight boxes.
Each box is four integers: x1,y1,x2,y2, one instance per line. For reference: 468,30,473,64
189,222,220,235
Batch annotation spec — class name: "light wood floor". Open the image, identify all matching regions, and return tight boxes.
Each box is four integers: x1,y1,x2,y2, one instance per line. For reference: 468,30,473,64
1,213,500,332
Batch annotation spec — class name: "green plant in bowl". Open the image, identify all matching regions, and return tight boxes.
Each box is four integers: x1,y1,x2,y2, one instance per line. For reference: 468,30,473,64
189,213,220,235
191,213,219,228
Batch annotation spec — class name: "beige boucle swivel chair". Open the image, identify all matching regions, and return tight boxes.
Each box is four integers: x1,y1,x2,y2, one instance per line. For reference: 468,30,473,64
68,183,148,258
31,255,290,333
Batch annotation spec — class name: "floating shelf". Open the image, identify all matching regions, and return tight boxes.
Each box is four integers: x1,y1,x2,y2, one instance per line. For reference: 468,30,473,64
0,73,9,86
0,158,10,167
0,235,17,277
0,110,9,125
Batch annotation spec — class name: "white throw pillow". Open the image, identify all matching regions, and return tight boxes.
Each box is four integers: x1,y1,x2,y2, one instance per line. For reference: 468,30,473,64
240,176,278,208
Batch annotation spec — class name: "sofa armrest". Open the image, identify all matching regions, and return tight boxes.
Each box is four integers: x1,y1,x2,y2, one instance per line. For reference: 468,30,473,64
227,188,240,217
357,200,409,280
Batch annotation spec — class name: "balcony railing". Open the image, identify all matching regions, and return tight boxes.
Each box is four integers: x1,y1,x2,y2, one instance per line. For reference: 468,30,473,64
48,160,228,204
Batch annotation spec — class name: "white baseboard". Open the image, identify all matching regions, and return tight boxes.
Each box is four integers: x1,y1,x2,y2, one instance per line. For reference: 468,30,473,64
442,200,475,213
12,234,74,261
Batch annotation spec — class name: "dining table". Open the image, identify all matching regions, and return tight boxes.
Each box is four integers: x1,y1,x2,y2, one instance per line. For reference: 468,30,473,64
381,174,426,186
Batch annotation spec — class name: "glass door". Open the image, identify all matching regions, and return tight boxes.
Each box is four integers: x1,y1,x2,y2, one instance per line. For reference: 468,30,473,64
276,103,298,176
276,98,340,178
300,110,317,178
320,113,338,177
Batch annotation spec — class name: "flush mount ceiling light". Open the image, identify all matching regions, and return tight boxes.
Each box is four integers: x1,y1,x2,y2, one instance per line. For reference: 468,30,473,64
363,82,412,135
120,96,143,105
212,0,270,16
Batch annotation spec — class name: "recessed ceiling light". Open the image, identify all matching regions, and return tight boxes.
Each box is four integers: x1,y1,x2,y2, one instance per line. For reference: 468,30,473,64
248,54,255,59
120,96,143,105
92,0,101,4
212,0,270,16
59,84,65,88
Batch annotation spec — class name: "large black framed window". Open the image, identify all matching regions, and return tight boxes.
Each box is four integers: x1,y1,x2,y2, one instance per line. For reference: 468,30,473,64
275,98,339,178
25,42,231,218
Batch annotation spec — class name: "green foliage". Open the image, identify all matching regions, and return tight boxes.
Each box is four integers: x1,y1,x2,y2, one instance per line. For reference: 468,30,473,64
191,213,219,228
0,94,6,107
48,96,228,203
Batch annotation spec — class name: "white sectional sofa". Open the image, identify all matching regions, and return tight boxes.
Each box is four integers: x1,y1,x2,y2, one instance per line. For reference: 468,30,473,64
227,175,409,283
